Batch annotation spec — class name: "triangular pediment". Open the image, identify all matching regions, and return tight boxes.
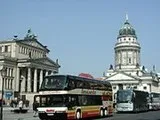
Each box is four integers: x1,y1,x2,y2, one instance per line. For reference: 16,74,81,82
17,39,48,51
32,57,60,68
106,72,136,81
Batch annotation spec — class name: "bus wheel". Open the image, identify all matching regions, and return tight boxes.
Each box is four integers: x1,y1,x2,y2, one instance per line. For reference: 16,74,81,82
76,111,81,120
100,109,103,117
104,109,108,116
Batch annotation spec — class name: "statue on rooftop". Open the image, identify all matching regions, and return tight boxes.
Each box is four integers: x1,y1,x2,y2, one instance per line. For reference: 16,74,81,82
109,64,113,70
24,29,37,40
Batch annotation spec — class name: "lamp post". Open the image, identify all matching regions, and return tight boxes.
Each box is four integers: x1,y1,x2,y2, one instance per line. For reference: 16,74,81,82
0,67,6,120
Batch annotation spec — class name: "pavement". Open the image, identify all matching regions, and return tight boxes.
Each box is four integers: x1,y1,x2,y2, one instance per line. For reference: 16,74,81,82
3,105,33,113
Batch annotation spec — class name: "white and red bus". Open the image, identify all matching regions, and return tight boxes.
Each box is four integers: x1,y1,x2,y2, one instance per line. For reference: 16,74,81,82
34,74,113,120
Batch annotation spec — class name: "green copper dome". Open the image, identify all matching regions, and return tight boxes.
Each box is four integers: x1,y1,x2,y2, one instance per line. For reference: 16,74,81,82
118,19,137,38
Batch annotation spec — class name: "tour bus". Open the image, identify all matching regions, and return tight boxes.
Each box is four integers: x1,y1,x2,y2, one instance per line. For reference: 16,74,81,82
34,74,113,120
116,89,149,112
149,92,160,110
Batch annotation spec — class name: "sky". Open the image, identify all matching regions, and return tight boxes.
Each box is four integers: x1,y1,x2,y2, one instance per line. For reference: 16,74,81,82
0,0,160,78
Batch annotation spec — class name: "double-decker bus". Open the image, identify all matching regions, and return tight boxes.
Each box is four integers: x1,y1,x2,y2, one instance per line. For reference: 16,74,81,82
34,74,113,120
116,89,149,112
149,92,160,110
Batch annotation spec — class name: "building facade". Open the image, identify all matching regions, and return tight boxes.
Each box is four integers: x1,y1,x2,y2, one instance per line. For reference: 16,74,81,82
0,30,60,104
104,16,160,96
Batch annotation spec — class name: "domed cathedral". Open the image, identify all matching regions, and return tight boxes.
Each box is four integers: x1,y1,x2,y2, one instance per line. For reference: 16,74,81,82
115,15,140,71
104,15,160,95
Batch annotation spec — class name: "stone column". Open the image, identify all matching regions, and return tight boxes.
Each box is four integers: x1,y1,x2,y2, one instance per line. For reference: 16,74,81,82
138,50,140,65
119,51,121,64
15,67,20,91
121,51,123,64
7,68,9,76
45,70,48,76
21,75,25,92
9,68,11,76
40,69,43,88
34,68,37,92
136,50,138,65
4,78,6,89
27,68,31,92
0,75,2,90
7,79,8,89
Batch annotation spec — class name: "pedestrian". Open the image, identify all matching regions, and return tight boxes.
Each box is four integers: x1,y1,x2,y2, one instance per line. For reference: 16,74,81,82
18,99,23,113
33,101,39,117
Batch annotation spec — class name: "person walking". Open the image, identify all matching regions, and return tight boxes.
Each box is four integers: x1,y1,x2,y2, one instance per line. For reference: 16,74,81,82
33,101,39,117
18,99,23,113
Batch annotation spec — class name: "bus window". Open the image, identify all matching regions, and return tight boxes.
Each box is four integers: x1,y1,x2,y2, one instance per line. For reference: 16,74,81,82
48,96,64,107
66,96,78,110
88,96,102,105
41,97,47,107
83,82,90,89
77,81,83,88
78,96,87,106
68,80,76,89
41,76,66,90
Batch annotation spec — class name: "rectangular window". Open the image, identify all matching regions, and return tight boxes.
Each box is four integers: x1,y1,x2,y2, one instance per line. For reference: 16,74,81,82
0,46,2,52
5,46,8,52
11,79,13,89
78,95,102,106
133,86,137,89
129,58,131,64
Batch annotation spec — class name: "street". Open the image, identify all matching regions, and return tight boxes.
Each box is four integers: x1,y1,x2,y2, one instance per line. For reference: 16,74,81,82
3,107,160,120
94,111,160,120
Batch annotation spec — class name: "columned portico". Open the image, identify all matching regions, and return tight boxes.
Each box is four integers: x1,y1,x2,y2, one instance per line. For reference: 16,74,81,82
17,66,56,94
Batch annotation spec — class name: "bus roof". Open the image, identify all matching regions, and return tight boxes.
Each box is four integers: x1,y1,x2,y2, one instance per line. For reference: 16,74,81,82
45,74,111,87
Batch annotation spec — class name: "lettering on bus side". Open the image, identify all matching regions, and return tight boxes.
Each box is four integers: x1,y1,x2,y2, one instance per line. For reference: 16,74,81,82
81,89,96,95
102,91,112,97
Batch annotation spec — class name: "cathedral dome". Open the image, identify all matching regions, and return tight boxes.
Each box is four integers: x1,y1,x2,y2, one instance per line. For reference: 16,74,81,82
118,18,137,38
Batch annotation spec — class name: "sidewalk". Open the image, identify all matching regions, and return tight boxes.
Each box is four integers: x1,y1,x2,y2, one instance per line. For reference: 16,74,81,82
3,105,12,111
3,106,33,113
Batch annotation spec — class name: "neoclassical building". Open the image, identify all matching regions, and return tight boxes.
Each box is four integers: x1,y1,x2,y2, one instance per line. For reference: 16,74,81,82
104,16,160,95
0,30,60,104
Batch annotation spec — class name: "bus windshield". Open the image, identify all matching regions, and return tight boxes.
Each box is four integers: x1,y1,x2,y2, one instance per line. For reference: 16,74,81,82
117,90,132,103
40,76,66,90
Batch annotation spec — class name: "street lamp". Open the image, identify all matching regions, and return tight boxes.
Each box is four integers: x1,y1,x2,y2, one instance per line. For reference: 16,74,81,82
0,66,6,120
